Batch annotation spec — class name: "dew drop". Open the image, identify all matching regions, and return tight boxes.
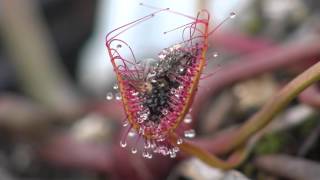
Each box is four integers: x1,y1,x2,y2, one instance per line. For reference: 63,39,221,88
179,67,185,73
142,151,149,158
128,129,136,137
157,136,166,142
183,114,192,124
230,12,236,19
132,92,139,96
173,147,180,153
150,141,156,148
113,84,119,90
147,153,153,159
213,52,219,58
139,127,145,135
158,54,166,59
120,140,127,148
170,152,176,158
115,93,122,100
144,140,151,149
161,109,168,115
106,92,113,100
131,147,137,154
184,129,196,138
122,120,129,127
177,138,183,145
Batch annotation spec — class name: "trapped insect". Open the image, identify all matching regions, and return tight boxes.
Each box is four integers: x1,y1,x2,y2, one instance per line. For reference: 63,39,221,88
105,3,235,158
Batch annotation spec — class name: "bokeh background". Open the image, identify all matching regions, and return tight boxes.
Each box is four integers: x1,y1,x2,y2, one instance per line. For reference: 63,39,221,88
0,0,319,179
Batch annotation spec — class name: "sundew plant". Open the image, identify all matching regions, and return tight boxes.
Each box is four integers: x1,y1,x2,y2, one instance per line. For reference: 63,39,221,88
105,3,320,169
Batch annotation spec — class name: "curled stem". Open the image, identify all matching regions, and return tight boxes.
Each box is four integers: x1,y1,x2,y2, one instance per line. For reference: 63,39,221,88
172,61,320,169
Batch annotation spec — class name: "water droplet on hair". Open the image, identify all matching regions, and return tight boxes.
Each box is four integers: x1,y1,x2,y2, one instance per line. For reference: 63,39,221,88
184,129,196,138
173,147,180,153
161,109,168,115
150,141,156,148
132,92,139,96
137,113,148,123
120,140,127,148
122,120,129,127
230,12,236,19
157,136,166,142
142,151,149,158
139,127,145,135
113,84,119,90
144,140,151,149
177,138,183,145
128,129,136,137
106,92,113,100
213,52,219,58
131,147,137,154
170,152,176,158
147,153,153,159
115,93,122,100
178,67,185,73
183,114,192,124
158,54,166,59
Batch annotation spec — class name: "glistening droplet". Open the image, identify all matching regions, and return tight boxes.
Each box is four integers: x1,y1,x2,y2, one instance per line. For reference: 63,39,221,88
213,52,219,58
142,151,149,158
122,120,129,127
183,114,192,124
170,152,176,158
230,12,236,19
147,153,153,159
173,147,180,153
115,93,122,100
106,92,113,100
177,138,183,145
184,129,196,138
120,140,127,148
131,147,137,154
144,140,151,149
113,84,119,90
128,129,136,137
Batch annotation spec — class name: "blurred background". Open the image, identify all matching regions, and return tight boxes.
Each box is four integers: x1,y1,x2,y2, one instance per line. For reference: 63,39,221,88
0,0,319,179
